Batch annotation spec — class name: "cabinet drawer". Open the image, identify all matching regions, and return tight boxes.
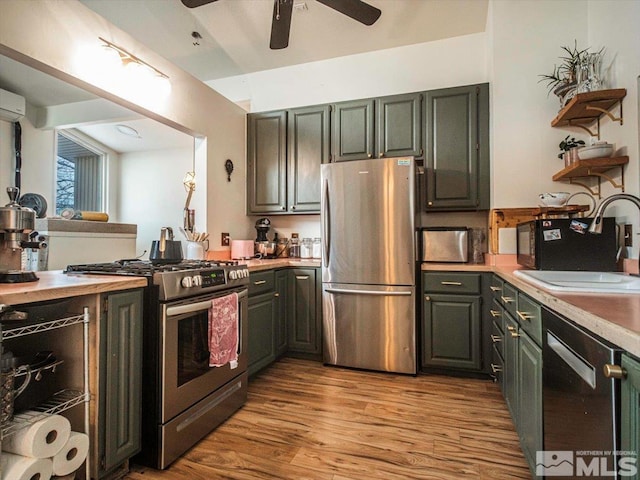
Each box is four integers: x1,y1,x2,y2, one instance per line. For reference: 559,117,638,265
423,272,481,294
490,275,504,300
249,270,275,296
516,292,542,345
501,283,517,316
491,319,504,358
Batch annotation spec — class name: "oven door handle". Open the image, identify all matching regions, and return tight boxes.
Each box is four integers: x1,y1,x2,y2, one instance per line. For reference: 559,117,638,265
166,290,247,317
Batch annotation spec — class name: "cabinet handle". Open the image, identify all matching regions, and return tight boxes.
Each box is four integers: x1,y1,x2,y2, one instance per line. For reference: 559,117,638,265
378,152,384,158
281,206,286,211
516,310,534,322
510,331,521,338
253,280,267,285
296,275,310,280
506,325,516,332
603,364,627,379
490,335,502,343
490,309,501,318
440,281,463,286
274,293,280,297
490,364,503,373
367,153,372,158
291,206,296,211
427,201,433,206
490,286,502,292
501,296,514,304
424,295,431,301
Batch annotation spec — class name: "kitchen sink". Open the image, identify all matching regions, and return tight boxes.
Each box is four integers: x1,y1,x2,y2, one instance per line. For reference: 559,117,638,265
513,269,640,293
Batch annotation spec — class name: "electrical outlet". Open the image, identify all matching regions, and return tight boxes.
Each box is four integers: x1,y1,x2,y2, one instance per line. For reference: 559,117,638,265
624,224,633,247
221,232,230,246
291,232,299,239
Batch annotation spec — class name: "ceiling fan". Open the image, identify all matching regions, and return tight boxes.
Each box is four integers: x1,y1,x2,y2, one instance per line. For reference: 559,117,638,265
180,0,382,50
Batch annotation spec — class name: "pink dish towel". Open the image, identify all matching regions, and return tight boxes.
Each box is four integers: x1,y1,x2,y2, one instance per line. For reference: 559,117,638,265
208,292,239,367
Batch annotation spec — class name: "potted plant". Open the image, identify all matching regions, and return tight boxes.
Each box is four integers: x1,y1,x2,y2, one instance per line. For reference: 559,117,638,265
539,41,593,106
558,135,586,165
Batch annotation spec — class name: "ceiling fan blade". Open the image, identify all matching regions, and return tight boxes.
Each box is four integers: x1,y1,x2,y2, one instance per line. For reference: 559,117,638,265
316,0,381,26
180,0,218,8
270,0,294,50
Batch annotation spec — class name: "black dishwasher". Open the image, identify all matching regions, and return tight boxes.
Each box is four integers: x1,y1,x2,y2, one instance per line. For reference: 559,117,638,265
542,306,623,479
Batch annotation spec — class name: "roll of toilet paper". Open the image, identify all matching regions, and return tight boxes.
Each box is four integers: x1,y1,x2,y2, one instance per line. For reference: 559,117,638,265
0,452,53,480
51,431,89,476
2,413,71,458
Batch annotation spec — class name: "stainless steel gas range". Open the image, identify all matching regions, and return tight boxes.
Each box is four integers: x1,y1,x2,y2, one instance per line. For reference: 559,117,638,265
65,260,250,469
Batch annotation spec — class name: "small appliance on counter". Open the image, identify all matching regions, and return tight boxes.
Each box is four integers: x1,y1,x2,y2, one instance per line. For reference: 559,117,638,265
420,227,469,263
254,217,276,258
231,240,255,260
516,217,617,270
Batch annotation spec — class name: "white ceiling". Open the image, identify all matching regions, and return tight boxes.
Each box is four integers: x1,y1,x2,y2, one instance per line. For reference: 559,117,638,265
79,0,489,81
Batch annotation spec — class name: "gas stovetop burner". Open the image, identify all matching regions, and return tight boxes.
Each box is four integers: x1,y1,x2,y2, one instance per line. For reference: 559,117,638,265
64,259,239,276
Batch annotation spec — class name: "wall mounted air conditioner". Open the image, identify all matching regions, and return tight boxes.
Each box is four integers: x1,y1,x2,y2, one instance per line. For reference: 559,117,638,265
0,88,26,121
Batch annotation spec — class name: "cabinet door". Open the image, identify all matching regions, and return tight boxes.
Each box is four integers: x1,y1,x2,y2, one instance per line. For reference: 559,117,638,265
503,311,519,426
421,294,482,371
247,111,287,213
287,105,330,213
274,270,288,356
287,268,321,356
622,353,640,473
375,93,422,159
424,83,489,210
248,292,276,376
101,289,143,476
331,99,375,162
518,331,542,475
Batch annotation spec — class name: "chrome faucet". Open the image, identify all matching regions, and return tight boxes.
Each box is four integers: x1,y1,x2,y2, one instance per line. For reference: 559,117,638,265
588,193,640,275
588,193,640,233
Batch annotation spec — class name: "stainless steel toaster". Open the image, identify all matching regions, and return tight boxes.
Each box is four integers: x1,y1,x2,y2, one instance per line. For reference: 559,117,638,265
421,227,469,263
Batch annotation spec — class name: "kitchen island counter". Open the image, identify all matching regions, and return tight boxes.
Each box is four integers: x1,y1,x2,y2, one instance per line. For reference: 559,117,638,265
0,270,147,306
421,262,640,357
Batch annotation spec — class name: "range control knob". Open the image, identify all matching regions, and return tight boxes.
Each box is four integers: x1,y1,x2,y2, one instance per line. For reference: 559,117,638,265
193,275,202,287
229,270,238,280
181,276,193,288
243,269,250,278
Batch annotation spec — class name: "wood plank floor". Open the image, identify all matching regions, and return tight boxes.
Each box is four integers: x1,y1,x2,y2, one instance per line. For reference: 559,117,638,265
125,358,531,480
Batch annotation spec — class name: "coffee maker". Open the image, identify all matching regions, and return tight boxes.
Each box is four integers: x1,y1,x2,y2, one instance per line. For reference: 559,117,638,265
0,187,44,283
254,217,275,257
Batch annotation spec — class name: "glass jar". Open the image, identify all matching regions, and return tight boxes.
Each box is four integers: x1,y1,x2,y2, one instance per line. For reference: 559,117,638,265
300,238,313,259
276,238,289,257
312,238,321,259
289,238,300,258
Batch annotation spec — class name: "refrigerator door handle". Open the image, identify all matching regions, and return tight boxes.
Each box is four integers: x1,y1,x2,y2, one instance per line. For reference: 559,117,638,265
322,178,330,267
325,288,412,296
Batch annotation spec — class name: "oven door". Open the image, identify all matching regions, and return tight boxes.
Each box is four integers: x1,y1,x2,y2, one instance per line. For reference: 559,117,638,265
161,287,248,423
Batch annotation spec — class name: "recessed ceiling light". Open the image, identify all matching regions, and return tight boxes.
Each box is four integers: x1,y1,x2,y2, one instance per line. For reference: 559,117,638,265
115,124,140,138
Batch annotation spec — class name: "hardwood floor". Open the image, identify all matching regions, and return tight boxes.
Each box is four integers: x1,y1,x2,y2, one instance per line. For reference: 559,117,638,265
125,358,531,480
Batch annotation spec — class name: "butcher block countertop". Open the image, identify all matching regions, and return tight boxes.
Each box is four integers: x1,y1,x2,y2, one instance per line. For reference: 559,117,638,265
422,262,640,357
0,271,147,306
242,258,321,272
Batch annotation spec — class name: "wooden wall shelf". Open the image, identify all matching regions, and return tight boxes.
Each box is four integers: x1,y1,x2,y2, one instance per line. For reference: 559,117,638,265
551,89,626,128
553,156,629,180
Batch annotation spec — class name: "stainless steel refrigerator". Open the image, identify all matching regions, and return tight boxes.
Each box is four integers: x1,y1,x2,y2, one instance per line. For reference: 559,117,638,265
321,156,416,374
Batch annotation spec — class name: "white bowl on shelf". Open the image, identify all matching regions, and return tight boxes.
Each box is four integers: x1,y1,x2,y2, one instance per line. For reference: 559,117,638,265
578,143,614,160
538,192,570,207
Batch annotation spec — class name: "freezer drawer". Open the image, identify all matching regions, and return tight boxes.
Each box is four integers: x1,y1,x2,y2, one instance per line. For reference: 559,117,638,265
322,283,416,374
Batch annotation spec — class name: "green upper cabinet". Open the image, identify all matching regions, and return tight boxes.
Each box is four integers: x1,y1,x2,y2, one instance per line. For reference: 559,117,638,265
287,105,330,212
331,99,375,162
375,93,422,159
424,83,489,210
247,111,287,213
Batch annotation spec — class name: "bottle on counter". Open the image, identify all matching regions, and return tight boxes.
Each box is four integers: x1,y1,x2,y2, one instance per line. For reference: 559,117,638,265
312,237,321,259
300,238,313,259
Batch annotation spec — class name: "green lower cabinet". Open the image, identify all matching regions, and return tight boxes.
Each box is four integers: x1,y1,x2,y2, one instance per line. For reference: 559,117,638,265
421,294,482,371
517,330,542,477
622,353,640,480
275,269,288,356
287,268,322,357
248,292,276,376
99,289,143,478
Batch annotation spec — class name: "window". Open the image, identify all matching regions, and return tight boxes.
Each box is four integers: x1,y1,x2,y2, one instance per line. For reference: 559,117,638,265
55,131,105,214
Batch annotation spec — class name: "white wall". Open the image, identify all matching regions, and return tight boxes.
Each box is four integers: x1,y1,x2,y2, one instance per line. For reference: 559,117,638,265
208,32,489,113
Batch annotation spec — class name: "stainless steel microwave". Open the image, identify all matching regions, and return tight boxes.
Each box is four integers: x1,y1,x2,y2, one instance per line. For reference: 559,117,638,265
516,218,617,271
